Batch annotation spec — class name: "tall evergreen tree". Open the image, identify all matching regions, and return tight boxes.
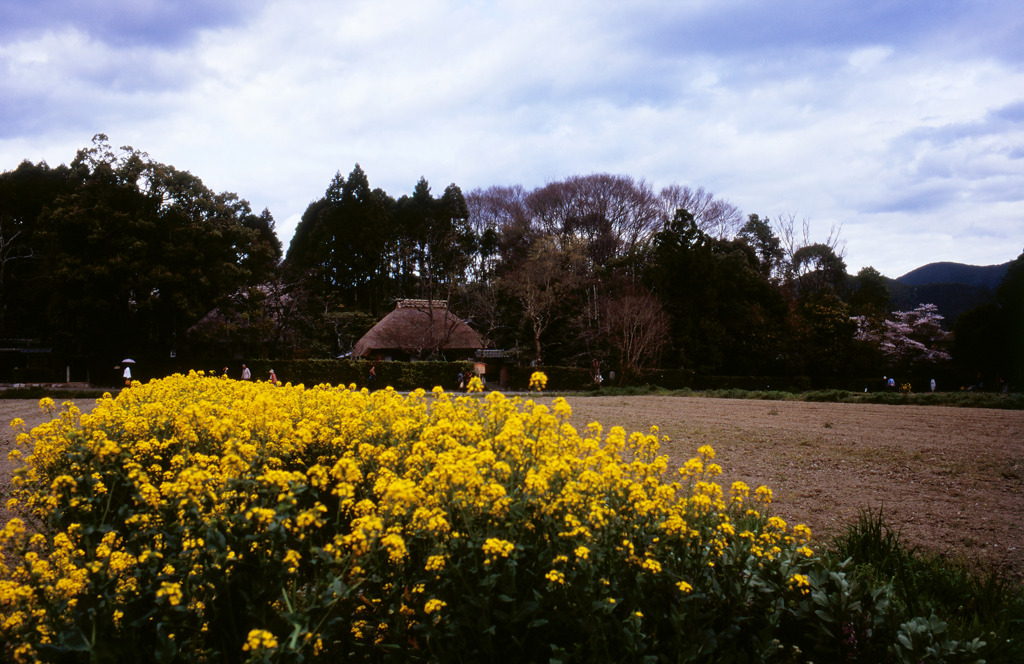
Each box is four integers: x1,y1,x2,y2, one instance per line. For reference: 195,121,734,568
646,209,786,374
285,164,394,315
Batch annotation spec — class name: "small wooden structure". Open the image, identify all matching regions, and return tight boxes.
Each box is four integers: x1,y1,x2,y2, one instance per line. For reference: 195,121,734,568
475,348,518,388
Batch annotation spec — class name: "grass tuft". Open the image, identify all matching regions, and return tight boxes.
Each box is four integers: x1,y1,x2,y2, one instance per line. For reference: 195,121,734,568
829,509,1024,662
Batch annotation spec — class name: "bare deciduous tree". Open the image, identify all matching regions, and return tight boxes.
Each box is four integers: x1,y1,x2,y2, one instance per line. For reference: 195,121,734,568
499,237,584,364
658,185,743,239
466,185,531,235
466,185,535,275
601,289,670,382
772,212,846,281
525,174,663,264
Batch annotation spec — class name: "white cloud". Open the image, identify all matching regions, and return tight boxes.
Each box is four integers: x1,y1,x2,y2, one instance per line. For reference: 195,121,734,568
1,0,1022,277
847,46,893,72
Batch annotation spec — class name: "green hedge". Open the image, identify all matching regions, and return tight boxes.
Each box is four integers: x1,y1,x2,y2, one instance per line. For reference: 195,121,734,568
252,360,476,391
503,365,594,391
85,356,959,396
630,370,812,392
145,360,474,392
238,364,814,394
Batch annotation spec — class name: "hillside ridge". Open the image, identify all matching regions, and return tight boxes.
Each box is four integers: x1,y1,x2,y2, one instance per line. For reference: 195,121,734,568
896,261,1009,289
886,260,1011,326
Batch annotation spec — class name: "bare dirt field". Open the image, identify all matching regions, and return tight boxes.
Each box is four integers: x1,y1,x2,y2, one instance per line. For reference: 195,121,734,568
554,396,1024,579
3,395,1023,578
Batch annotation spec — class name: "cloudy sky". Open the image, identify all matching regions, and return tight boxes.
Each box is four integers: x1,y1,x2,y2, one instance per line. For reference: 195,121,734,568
1,0,1022,278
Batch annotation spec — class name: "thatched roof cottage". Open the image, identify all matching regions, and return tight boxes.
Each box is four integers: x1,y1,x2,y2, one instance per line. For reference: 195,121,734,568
352,299,483,361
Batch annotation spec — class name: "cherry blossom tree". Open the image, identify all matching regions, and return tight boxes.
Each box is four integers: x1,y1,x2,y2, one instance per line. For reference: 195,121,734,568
854,303,951,371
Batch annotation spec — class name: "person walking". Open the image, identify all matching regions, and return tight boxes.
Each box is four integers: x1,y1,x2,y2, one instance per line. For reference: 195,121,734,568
241,364,251,381
269,369,278,385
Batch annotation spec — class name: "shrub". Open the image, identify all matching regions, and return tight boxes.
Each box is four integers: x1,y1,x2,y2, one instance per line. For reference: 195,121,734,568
0,374,1003,662
804,389,851,403
831,510,1024,663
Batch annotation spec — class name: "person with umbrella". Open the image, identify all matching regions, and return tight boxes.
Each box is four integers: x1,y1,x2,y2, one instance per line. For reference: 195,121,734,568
122,359,135,387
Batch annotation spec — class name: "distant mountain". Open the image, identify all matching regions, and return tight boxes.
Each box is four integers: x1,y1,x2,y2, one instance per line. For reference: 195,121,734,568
884,261,1011,326
896,261,1010,290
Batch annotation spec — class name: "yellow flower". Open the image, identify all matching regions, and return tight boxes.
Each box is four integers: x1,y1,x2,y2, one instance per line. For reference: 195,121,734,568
3,371,816,659
680,457,703,476
641,558,662,574
156,581,183,606
380,533,407,564
528,371,548,392
283,549,301,572
242,629,278,651
49,475,77,493
425,555,446,572
424,598,447,614
482,538,515,559
789,574,811,595
792,523,813,544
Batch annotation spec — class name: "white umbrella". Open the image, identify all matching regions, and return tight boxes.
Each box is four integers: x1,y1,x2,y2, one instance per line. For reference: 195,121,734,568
122,358,136,364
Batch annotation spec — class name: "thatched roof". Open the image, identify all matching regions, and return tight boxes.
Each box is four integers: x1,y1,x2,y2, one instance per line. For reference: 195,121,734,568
352,300,484,358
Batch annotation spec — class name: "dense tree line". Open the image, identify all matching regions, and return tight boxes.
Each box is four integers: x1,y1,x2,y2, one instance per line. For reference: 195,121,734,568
1,138,1020,388
0,136,280,379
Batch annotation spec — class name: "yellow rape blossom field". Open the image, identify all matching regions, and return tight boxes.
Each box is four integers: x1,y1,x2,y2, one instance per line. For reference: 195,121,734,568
0,373,1002,662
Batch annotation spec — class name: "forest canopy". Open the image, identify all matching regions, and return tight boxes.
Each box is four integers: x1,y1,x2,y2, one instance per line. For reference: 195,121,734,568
1,137,1020,388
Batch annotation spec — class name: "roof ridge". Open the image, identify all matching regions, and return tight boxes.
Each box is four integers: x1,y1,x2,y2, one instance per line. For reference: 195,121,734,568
396,298,448,309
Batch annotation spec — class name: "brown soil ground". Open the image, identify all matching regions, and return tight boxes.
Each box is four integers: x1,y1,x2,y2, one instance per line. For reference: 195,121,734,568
3,396,1023,578
552,396,1024,579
